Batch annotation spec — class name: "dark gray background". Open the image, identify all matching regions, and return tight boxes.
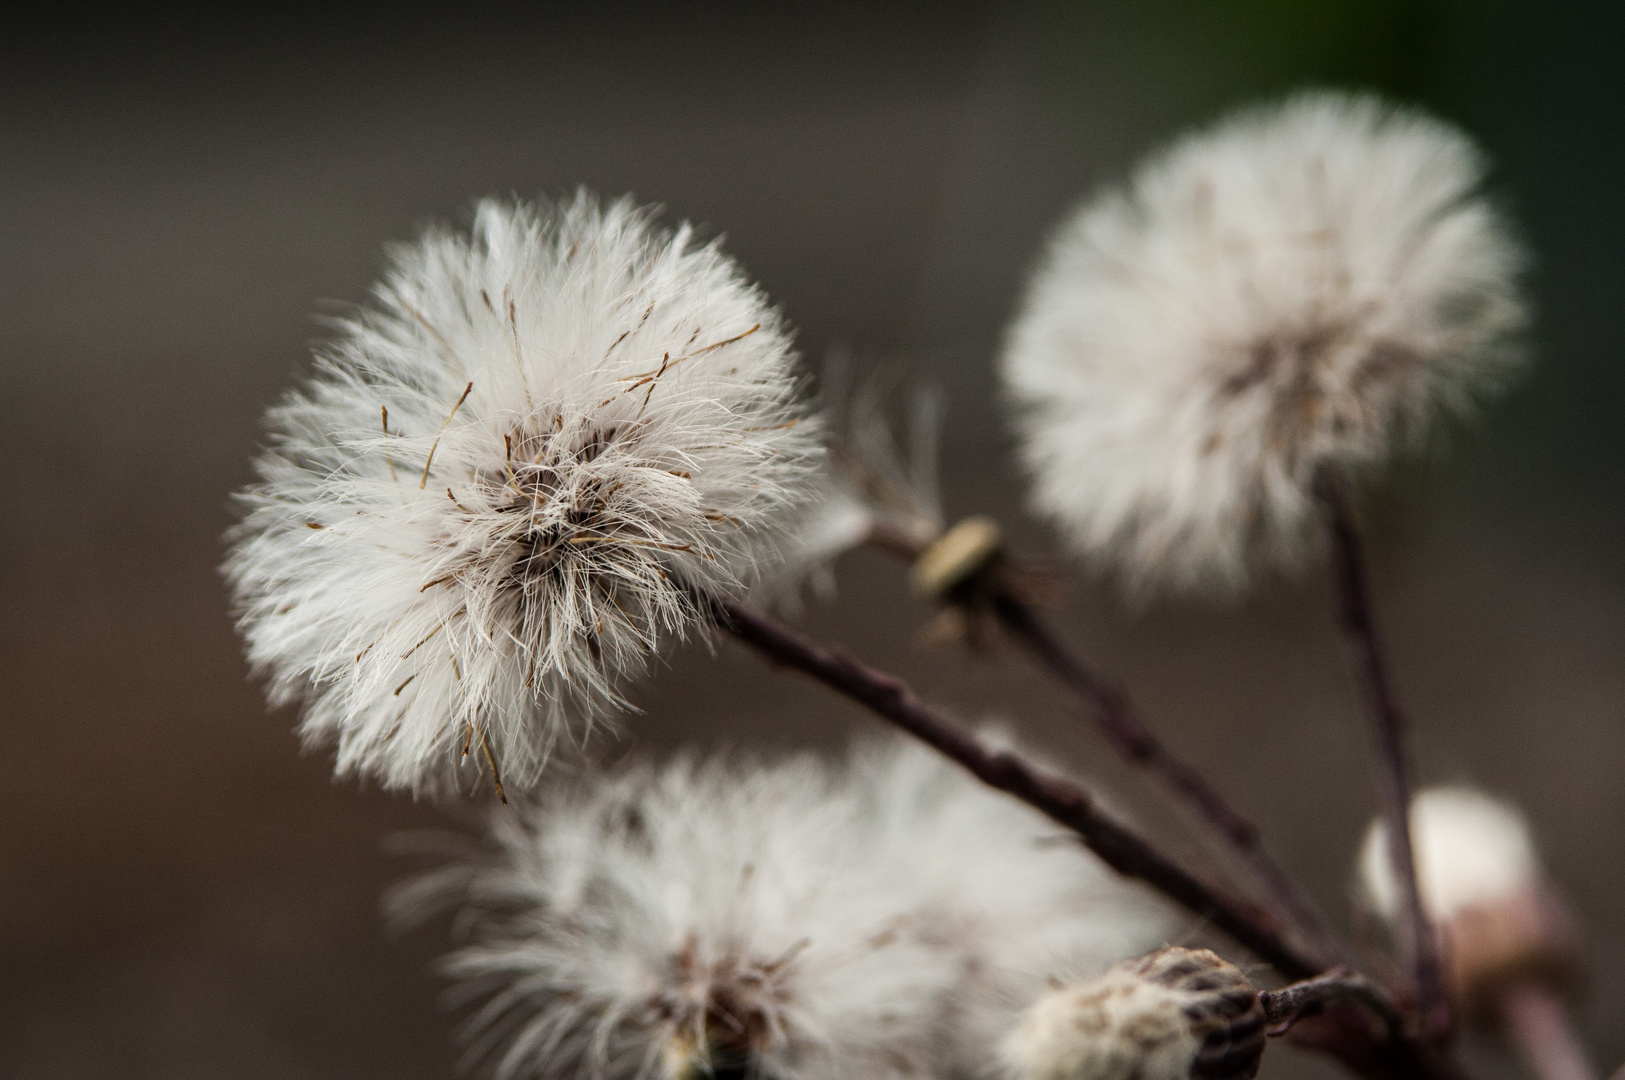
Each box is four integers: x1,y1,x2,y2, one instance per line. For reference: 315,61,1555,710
2,3,1620,1077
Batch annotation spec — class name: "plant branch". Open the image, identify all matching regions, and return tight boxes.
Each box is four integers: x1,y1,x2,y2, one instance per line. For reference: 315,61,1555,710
989,587,1348,969
865,518,1347,971
1315,469,1448,1038
699,588,1464,1080
1260,968,1404,1035
698,587,1315,979
1498,983,1596,1080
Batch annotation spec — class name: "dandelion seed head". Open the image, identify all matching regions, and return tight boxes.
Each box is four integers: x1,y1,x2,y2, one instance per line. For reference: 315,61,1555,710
1002,91,1526,595
225,193,820,794
392,735,1175,1080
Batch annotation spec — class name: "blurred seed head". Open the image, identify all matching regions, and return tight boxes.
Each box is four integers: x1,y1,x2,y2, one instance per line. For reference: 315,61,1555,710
1002,91,1526,597
1359,786,1582,1021
391,734,1176,1080
763,356,944,608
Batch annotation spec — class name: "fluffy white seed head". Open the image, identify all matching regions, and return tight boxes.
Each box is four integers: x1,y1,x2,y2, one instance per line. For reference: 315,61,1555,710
225,194,820,794
1359,785,1539,924
1358,786,1581,1018
1001,948,1264,1080
1002,91,1526,595
392,735,1175,1080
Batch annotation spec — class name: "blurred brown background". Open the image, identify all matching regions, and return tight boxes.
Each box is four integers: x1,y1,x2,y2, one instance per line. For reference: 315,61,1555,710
2,3,1622,1077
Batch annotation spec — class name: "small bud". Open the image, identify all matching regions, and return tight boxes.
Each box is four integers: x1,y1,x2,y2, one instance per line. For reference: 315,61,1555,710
1002,947,1265,1080
1358,786,1583,1022
911,516,1004,599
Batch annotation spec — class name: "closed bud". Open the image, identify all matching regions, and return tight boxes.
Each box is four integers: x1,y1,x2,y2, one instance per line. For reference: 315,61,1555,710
910,516,1003,599
1002,947,1265,1080
1359,786,1583,1022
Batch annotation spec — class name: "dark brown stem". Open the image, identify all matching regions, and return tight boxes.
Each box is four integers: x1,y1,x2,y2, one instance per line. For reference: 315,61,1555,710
1260,968,1405,1035
866,517,1346,971
989,589,1348,970
700,588,1316,980
700,589,1463,1080
1316,469,1449,1039
1498,983,1596,1080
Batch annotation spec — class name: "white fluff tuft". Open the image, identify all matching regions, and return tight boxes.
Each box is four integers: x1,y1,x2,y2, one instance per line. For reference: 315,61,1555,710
392,735,1175,1080
1004,974,1199,1080
765,360,944,606
1002,91,1526,595
1359,785,1540,924
1000,948,1263,1080
225,193,821,794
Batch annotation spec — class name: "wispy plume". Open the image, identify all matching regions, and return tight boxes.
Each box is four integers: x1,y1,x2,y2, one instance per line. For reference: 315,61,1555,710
1002,91,1526,595
391,735,1175,1080
225,193,821,794
764,355,944,607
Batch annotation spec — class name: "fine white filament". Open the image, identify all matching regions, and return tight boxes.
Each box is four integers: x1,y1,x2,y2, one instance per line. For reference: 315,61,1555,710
1003,92,1526,595
391,736,1175,1080
226,194,820,794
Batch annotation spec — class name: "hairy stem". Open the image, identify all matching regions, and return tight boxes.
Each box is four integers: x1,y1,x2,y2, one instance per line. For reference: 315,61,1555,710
865,518,1347,971
1316,470,1448,1038
1498,984,1596,1080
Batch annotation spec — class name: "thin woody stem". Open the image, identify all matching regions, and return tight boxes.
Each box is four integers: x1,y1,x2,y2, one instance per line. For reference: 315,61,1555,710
988,589,1348,970
1260,968,1404,1035
699,589,1465,1080
1315,470,1448,1038
696,588,1317,980
865,518,1347,971
1498,984,1596,1080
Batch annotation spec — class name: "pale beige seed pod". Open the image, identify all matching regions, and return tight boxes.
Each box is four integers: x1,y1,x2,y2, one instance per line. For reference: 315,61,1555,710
1002,947,1265,1080
1359,786,1583,1022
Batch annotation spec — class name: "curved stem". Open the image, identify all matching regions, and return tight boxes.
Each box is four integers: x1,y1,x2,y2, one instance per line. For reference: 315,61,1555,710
697,589,1466,1080
989,589,1348,970
1316,470,1448,1038
1260,968,1404,1035
701,588,1313,979
865,518,1347,971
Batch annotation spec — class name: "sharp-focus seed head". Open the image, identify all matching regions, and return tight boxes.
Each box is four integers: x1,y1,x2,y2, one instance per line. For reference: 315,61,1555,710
1358,786,1582,1019
224,193,821,795
390,735,1176,1080
1002,947,1264,1080
1002,91,1527,596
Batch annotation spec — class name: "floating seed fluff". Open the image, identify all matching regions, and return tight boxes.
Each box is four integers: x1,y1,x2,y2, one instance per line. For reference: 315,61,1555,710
226,194,819,793
1002,92,1526,595
391,736,1173,1080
